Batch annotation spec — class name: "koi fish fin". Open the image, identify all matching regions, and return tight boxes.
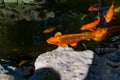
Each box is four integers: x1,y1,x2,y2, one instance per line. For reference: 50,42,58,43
55,32,62,36
90,28,95,31
70,43,77,47
86,38,91,41
96,15,100,21
58,43,68,47
18,60,27,66
112,0,114,5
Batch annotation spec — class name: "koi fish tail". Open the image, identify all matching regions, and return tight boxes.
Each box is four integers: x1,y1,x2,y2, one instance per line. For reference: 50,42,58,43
111,0,114,9
112,0,114,5
96,15,100,21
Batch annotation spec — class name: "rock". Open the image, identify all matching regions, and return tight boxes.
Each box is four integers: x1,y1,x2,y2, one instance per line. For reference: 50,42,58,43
103,35,120,48
94,48,119,54
33,46,94,80
0,74,18,80
84,49,120,80
0,64,25,80
2,0,34,4
44,11,55,20
103,49,120,63
0,5,42,22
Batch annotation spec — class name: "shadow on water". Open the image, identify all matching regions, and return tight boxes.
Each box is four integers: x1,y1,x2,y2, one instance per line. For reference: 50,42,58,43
84,48,120,80
84,54,101,80
29,67,61,80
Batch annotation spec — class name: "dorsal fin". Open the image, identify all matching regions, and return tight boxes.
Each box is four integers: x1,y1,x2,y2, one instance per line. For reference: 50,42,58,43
70,43,77,47
54,32,62,36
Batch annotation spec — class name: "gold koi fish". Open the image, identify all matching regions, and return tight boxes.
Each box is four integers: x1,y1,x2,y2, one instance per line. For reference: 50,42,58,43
80,15,100,31
47,32,93,47
104,1,114,23
43,27,56,33
47,26,120,47
91,26,120,41
91,28,108,41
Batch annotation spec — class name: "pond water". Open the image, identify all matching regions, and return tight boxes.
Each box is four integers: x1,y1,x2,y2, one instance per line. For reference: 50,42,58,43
0,0,120,62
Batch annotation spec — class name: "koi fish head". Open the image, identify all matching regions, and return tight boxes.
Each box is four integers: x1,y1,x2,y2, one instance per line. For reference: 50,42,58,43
47,36,60,45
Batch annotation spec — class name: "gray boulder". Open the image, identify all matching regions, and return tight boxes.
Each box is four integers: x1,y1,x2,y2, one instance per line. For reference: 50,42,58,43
34,46,94,80
84,49,120,80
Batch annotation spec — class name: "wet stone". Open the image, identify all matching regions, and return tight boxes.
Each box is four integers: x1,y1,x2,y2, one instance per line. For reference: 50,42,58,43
34,47,94,80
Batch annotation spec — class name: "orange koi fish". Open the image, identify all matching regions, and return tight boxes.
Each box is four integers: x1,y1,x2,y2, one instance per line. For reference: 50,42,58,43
91,26,120,41
80,15,100,31
47,32,93,47
43,27,56,33
104,1,114,23
91,28,108,41
47,26,120,47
